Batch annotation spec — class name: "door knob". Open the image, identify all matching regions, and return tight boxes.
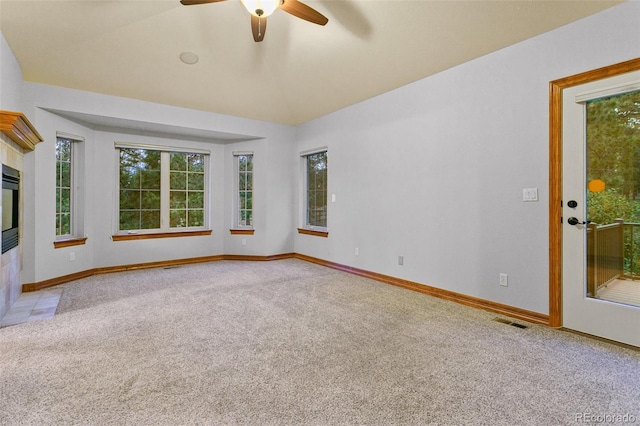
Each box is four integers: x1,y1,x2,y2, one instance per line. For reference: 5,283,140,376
567,217,586,225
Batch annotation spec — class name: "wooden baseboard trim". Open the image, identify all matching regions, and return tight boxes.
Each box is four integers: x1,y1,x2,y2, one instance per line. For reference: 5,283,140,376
223,253,295,262
22,253,295,292
92,255,227,275
294,253,550,325
22,252,548,326
22,269,96,292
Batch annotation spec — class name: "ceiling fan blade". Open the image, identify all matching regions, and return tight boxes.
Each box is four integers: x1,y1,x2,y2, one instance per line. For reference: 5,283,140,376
251,15,267,42
180,0,227,5
279,0,328,26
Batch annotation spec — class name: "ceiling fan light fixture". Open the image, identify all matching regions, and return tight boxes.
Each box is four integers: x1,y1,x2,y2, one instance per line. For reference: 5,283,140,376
241,0,282,17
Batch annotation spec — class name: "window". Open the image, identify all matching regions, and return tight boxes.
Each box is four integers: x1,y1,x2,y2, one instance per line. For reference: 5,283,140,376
117,145,208,233
234,153,253,229
304,150,328,229
55,134,85,245
55,137,72,236
169,152,205,228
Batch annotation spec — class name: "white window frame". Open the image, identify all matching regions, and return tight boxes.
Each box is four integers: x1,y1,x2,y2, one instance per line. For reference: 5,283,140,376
300,148,328,232
233,151,254,229
55,133,85,241
115,142,210,234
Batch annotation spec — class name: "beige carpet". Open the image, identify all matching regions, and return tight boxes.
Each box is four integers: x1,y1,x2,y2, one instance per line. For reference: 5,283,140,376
1,259,638,425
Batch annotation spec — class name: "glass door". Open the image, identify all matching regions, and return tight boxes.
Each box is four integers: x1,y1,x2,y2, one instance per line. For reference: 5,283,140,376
562,70,640,347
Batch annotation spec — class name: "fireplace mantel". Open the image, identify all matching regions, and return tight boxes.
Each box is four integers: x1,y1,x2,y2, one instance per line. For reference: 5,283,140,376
0,110,43,151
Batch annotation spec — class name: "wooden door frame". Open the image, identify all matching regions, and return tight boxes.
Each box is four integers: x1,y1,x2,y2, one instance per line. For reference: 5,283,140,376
549,57,640,327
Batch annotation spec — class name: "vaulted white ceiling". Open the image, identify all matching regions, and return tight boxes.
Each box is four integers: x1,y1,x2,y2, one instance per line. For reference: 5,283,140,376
0,0,621,126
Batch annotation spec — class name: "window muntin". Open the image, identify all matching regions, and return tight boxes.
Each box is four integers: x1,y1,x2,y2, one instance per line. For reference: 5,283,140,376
305,150,327,229
235,154,253,228
55,137,76,237
118,147,208,233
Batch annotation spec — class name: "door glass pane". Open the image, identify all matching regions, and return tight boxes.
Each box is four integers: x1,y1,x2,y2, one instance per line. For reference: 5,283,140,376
586,89,640,307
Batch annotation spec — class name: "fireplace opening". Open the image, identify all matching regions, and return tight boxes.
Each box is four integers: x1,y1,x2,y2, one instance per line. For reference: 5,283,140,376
2,164,19,254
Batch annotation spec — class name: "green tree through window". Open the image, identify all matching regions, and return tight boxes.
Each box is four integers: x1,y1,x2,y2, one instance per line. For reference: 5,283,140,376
55,137,72,236
119,147,207,232
306,151,327,228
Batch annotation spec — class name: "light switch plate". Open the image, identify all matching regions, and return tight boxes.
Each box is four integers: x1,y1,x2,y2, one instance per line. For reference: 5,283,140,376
523,188,538,202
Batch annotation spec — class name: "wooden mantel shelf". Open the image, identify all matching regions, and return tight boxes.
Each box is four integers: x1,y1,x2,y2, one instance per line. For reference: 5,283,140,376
0,110,44,151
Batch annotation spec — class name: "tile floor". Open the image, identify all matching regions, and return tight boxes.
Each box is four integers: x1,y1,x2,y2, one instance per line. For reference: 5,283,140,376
0,288,63,328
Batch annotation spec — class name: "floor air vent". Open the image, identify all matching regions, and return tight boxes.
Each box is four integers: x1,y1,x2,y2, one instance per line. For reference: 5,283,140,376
493,317,529,329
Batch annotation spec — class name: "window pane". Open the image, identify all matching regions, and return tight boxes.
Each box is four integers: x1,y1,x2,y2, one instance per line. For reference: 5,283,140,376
170,153,187,171
170,209,187,228
239,192,246,210
141,210,160,229
141,170,161,190
170,191,186,209
141,190,161,210
60,213,71,235
188,191,204,209
60,162,71,187
120,190,139,210
56,139,71,162
144,150,161,169
120,210,139,230
170,171,187,190
188,154,204,173
120,167,140,189
60,189,71,214
188,173,204,191
188,209,203,227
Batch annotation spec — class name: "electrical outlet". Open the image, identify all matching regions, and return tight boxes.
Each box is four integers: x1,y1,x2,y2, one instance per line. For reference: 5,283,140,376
355,248,359,256
398,256,404,266
499,273,508,287
241,239,247,246
69,252,76,262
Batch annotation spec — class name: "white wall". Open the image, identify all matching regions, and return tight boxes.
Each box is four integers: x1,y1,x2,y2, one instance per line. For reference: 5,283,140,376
0,32,23,112
21,83,296,283
293,1,640,315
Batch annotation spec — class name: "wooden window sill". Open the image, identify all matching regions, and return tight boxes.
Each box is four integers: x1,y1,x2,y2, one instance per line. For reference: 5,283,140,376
230,229,255,235
53,237,88,249
112,229,212,241
297,228,329,238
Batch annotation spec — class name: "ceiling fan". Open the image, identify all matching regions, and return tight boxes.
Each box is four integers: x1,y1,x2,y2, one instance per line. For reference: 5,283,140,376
180,0,329,42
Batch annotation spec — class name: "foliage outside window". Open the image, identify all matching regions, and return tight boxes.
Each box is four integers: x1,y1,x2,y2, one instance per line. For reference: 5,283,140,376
119,148,207,232
170,152,205,228
586,89,640,276
235,154,253,228
55,137,73,236
305,151,327,228
587,90,640,224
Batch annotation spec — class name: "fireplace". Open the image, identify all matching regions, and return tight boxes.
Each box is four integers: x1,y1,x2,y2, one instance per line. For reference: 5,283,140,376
2,164,19,254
